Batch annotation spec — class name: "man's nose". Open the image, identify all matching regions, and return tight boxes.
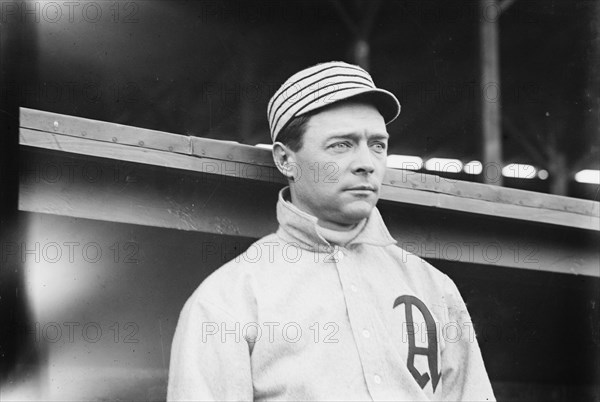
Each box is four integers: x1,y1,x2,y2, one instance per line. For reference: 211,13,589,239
352,143,376,175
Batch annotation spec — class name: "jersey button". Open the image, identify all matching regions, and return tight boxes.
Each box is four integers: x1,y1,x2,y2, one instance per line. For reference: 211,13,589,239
374,374,382,384
350,284,358,292
362,329,370,338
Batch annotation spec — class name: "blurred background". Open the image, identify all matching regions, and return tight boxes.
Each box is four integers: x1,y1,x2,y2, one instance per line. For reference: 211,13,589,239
1,0,599,401
2,0,599,198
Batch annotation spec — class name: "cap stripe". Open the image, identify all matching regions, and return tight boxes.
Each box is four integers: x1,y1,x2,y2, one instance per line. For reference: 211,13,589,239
267,64,369,120
268,61,400,141
270,74,373,129
268,65,371,122
272,80,373,136
267,65,338,120
270,72,372,125
292,85,369,117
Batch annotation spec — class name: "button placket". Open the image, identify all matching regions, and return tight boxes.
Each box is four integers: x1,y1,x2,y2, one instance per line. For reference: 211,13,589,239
334,247,385,397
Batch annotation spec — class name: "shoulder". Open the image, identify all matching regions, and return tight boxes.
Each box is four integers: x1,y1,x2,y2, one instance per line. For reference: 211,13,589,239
384,243,449,278
184,232,283,317
382,243,458,294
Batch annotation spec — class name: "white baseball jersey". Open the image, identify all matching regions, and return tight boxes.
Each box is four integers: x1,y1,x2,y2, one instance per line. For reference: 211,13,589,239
168,187,495,401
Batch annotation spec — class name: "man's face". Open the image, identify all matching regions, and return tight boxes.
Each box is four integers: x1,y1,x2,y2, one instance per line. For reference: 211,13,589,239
286,102,388,230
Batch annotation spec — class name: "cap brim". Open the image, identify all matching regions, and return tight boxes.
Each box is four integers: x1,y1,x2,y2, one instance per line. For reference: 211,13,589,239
295,87,401,125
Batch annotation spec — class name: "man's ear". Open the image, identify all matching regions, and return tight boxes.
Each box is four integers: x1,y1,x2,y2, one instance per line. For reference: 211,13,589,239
272,142,296,180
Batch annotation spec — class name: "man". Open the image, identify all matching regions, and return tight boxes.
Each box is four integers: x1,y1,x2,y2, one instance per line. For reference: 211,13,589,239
168,61,495,401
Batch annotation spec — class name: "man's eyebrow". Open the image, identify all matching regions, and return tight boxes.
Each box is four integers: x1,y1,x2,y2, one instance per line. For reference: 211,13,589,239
324,132,389,142
369,133,390,140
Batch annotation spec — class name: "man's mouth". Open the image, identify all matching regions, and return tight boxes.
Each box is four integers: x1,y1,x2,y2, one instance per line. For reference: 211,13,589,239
346,185,377,192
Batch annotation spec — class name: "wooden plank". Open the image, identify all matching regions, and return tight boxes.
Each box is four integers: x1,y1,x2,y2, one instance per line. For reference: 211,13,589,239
20,128,600,231
191,136,275,166
20,108,599,219
383,168,599,218
380,185,600,232
19,128,285,185
20,107,192,155
19,108,600,228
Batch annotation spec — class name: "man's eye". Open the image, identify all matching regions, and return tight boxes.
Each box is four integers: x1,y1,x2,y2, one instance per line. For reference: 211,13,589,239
372,142,387,152
332,142,350,149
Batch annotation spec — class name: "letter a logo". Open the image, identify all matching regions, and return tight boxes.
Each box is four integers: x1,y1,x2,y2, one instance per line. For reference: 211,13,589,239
393,295,441,392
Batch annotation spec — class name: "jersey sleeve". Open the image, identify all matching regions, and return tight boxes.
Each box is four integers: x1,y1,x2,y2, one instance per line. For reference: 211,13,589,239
167,295,253,401
441,274,496,401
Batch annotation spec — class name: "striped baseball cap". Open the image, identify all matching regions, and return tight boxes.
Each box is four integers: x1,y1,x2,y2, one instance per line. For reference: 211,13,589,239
267,61,401,142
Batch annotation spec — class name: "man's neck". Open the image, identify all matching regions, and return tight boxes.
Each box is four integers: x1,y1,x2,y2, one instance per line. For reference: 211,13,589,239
276,186,397,250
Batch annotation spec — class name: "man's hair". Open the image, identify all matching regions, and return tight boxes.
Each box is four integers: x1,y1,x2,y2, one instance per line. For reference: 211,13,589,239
276,113,311,152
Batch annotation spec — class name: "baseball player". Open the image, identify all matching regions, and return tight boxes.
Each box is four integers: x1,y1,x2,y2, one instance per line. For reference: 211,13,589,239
167,61,495,401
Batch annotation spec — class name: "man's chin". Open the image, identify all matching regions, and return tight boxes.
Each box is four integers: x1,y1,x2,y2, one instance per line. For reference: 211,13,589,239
339,202,375,223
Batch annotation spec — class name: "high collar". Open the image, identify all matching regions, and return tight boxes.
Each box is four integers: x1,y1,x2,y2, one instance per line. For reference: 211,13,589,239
275,187,397,251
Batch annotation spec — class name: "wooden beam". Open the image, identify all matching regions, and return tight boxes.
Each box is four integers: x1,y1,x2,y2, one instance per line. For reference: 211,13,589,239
19,128,284,185
19,108,599,231
383,168,598,219
20,108,191,155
